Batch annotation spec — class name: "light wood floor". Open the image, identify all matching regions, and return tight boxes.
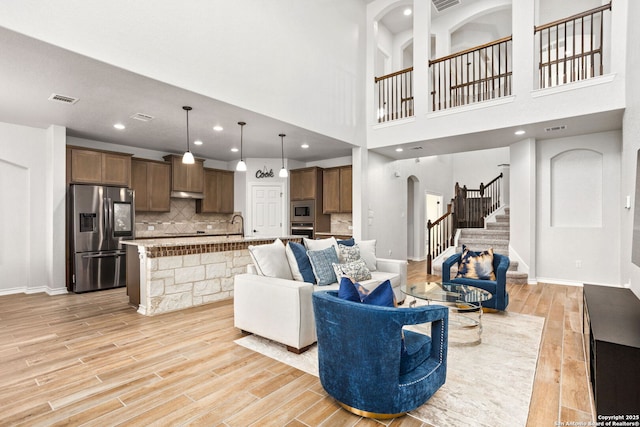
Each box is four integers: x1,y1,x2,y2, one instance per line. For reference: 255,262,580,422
0,261,593,426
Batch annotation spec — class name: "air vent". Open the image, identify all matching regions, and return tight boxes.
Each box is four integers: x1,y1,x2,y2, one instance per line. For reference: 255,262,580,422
410,146,423,150
545,125,567,132
130,113,155,122
48,93,79,105
432,0,460,13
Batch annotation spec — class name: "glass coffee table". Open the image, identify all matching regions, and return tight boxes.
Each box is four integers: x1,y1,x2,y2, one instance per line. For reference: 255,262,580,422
402,282,491,345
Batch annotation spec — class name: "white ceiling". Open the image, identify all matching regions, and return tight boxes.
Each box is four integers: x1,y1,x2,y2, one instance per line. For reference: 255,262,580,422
0,27,354,163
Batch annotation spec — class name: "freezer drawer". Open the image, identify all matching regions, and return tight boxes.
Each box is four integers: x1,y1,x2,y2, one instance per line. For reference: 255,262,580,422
73,251,126,293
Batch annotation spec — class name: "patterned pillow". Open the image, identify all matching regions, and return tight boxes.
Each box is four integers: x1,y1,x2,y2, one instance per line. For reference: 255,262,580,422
455,245,496,280
332,258,372,282
307,246,340,286
338,243,360,263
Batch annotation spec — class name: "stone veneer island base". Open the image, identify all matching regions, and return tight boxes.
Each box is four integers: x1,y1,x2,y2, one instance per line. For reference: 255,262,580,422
123,236,301,316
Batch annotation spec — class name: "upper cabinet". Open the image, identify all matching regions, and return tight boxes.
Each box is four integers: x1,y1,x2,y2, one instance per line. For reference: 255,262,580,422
323,166,352,213
67,146,132,187
290,167,323,200
196,168,234,213
163,155,204,193
131,159,171,212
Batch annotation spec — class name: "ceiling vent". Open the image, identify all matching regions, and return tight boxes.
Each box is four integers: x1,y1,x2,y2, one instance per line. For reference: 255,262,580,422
432,0,460,13
48,93,79,105
130,112,155,122
410,146,423,150
545,125,567,132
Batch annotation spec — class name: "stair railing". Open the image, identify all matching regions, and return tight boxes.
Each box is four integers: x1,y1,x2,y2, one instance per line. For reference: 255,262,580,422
535,2,611,89
426,202,457,275
374,67,414,123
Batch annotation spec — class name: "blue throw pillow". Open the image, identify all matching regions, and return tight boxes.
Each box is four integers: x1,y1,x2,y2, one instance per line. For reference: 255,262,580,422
338,278,395,307
307,246,340,285
337,238,355,247
338,277,361,302
287,241,316,283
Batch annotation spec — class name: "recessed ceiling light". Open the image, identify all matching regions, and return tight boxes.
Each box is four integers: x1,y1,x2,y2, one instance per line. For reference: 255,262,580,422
230,147,239,152
395,147,404,152
213,125,223,131
301,144,309,149
403,8,412,16
514,130,525,135
194,140,203,146
113,123,125,130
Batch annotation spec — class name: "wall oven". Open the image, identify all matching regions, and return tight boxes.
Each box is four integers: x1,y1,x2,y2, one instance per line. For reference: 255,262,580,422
291,222,314,239
291,200,315,222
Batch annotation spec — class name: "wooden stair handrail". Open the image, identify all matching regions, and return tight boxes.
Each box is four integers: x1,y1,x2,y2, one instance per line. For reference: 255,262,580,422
429,36,513,66
534,3,611,33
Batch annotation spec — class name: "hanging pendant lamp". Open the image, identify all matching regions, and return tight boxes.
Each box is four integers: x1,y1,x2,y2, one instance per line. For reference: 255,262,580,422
182,106,195,164
278,133,288,178
236,121,247,171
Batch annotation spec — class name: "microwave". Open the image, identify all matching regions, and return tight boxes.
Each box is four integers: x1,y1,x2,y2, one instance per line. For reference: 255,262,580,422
291,200,315,222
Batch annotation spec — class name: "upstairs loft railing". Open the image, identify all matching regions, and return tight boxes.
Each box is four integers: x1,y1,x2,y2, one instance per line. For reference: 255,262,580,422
375,67,414,123
429,36,512,112
426,173,503,274
535,3,612,89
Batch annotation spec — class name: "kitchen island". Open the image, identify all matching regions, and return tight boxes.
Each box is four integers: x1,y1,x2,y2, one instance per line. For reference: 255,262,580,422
123,235,301,316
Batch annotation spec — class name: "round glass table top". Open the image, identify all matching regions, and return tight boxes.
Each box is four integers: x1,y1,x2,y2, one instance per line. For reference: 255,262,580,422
402,281,491,305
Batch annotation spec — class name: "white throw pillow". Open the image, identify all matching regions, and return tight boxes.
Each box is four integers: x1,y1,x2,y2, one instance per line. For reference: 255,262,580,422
248,238,293,280
356,239,377,271
303,237,338,253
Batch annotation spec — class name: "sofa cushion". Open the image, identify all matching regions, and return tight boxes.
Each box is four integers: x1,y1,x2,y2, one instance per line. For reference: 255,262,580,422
332,258,371,282
307,246,340,286
356,239,377,271
400,329,432,375
248,238,293,280
455,245,496,280
285,241,315,284
338,243,360,264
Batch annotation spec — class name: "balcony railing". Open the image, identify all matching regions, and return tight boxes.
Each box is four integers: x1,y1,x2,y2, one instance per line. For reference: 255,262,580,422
429,36,512,112
374,67,413,123
535,3,612,89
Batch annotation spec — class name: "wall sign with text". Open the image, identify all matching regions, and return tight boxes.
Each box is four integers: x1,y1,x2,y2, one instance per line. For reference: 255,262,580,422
255,166,275,179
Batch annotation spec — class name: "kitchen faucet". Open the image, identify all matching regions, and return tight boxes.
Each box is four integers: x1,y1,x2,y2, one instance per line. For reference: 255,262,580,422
231,214,244,237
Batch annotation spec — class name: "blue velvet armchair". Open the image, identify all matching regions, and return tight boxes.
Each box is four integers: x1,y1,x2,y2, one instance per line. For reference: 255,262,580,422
312,290,448,419
442,252,510,310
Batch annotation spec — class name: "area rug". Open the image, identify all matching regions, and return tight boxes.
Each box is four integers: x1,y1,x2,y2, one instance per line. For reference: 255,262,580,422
235,309,544,427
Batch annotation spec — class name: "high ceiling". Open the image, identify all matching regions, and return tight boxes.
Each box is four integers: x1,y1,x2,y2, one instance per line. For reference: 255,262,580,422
0,27,354,163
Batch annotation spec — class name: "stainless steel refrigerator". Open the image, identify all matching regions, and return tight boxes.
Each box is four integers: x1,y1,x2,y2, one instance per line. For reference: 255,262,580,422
70,184,135,293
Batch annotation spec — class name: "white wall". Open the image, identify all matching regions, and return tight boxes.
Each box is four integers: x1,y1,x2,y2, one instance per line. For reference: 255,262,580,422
0,0,367,146
536,131,621,285
0,122,66,295
451,147,510,190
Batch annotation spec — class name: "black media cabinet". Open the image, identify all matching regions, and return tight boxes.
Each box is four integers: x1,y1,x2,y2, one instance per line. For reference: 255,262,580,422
582,284,640,417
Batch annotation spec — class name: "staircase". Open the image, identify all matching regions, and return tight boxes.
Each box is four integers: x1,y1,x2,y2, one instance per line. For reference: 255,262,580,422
433,208,529,285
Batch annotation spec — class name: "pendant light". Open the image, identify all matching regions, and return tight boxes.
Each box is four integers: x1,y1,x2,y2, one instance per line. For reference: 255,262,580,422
182,106,195,164
236,121,247,171
278,133,288,178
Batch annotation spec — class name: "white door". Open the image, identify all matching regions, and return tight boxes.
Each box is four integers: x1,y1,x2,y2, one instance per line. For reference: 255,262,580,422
250,184,284,237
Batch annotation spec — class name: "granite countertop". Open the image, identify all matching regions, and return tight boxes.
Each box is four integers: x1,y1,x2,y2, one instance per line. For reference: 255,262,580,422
122,235,300,248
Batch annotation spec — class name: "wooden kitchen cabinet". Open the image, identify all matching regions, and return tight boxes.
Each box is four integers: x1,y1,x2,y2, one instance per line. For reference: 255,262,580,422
196,168,235,213
131,159,171,212
163,154,204,193
323,165,352,213
290,167,323,200
68,146,132,187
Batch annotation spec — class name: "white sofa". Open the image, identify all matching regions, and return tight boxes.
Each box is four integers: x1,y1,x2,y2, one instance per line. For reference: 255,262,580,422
234,254,407,353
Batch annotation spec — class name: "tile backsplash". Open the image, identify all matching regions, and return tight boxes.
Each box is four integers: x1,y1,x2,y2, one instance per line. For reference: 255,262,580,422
135,199,242,238
330,213,353,235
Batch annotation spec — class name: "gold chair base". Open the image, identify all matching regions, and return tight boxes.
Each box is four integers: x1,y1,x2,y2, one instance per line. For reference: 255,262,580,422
338,402,406,419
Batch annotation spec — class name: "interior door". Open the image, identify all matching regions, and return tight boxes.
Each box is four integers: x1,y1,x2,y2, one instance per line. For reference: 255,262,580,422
250,184,283,237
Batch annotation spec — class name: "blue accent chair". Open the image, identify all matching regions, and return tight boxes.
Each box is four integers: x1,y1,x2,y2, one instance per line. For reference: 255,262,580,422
312,290,448,418
442,252,510,311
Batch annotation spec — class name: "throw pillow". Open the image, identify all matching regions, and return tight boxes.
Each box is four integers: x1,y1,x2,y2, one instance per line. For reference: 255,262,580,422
338,243,360,263
338,278,395,307
356,239,377,271
307,246,340,286
285,241,315,283
332,258,372,282
455,245,496,280
248,238,293,280
303,236,338,253
337,277,361,302
337,238,355,247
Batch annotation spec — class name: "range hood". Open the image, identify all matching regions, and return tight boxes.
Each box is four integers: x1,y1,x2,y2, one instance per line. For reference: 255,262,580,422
170,191,204,199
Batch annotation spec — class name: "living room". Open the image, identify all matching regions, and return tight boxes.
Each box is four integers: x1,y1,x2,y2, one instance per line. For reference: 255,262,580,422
0,0,639,425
